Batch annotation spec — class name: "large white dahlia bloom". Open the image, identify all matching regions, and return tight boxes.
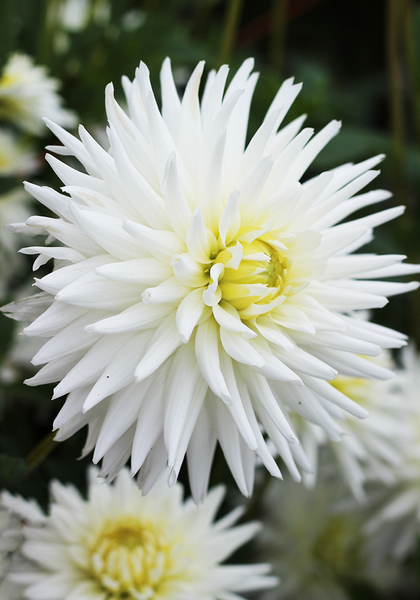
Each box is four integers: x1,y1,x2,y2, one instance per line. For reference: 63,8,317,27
3,58,419,500
1,468,276,600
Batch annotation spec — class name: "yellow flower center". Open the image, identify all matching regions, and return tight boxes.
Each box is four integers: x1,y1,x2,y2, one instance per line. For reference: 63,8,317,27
208,239,291,316
88,517,179,599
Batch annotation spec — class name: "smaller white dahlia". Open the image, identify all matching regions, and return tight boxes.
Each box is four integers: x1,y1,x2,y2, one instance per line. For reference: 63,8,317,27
366,346,420,560
2,468,277,600
259,476,399,600
293,350,413,500
0,54,76,135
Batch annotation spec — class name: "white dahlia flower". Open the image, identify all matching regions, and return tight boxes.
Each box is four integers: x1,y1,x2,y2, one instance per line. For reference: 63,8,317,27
294,351,414,500
259,476,399,600
2,468,276,600
0,54,76,135
2,58,419,500
366,347,420,560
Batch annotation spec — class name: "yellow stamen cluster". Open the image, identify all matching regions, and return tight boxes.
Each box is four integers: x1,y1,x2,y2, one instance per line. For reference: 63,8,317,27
88,517,178,599
213,239,290,313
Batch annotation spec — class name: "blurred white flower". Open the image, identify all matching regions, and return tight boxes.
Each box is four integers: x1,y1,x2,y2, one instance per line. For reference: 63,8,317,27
366,346,420,560
2,468,276,600
0,54,76,135
55,0,111,32
0,293,46,384
2,57,419,500
121,9,146,32
0,129,38,176
57,0,90,31
294,351,414,500
0,188,34,298
260,475,399,600
0,127,40,301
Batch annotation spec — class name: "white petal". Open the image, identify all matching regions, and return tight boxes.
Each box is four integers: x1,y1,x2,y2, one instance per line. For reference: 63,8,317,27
134,313,181,383
195,317,231,403
186,207,218,264
86,302,172,334
176,288,209,343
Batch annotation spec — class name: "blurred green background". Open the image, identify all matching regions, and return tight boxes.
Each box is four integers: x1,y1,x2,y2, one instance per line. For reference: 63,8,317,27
0,0,419,597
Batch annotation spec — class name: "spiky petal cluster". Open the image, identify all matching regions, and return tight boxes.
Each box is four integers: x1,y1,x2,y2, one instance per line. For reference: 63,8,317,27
1,468,276,600
3,58,419,500
366,347,420,560
294,350,414,500
0,54,76,135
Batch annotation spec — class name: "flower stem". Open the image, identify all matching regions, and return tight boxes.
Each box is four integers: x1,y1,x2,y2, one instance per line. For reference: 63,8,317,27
218,0,244,67
26,431,57,473
38,0,60,64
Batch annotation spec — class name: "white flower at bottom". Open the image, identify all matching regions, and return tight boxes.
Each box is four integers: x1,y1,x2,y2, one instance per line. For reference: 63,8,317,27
3,468,276,600
0,54,76,135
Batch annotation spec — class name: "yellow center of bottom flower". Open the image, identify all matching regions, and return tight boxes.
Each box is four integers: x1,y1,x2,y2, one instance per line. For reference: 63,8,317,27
89,517,176,599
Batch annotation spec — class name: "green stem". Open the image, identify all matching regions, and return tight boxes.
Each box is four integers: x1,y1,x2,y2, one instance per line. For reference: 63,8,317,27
269,0,288,74
38,0,62,65
218,0,244,68
387,0,407,206
26,431,57,473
